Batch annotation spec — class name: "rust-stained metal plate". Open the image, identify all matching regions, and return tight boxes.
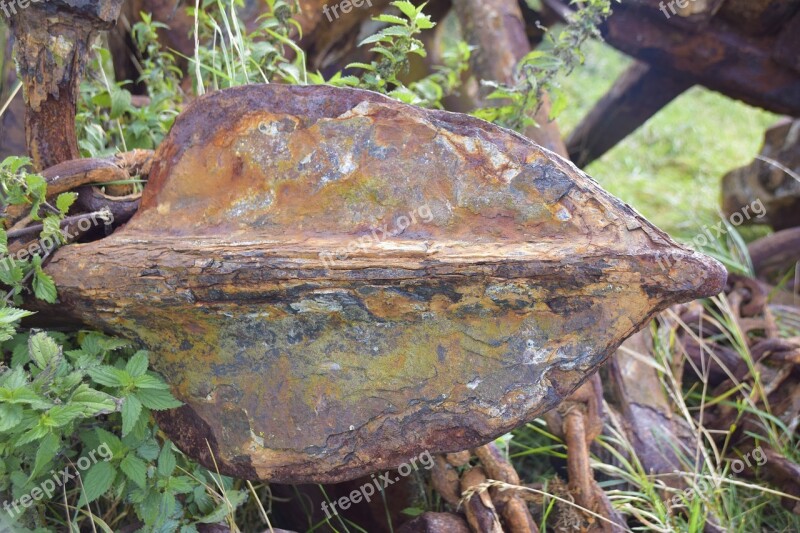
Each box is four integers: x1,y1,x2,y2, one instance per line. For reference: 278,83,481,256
45,85,725,483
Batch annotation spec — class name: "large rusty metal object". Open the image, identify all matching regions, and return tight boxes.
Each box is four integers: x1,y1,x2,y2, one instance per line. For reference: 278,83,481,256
43,84,725,483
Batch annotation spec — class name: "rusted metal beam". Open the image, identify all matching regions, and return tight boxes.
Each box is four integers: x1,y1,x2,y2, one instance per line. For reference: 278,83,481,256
600,4,800,116
567,61,694,168
774,12,800,73
717,0,800,36
8,0,124,170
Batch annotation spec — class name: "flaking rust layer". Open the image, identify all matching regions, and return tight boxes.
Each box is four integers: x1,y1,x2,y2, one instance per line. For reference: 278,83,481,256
45,85,726,483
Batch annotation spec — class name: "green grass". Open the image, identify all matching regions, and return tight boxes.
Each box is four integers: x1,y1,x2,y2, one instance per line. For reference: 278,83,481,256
556,39,778,241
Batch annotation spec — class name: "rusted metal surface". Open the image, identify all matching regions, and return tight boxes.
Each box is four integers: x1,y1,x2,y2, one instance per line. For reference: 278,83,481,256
43,84,725,483
9,0,125,170
396,512,471,533
599,4,800,117
722,118,800,231
717,0,800,35
566,61,695,168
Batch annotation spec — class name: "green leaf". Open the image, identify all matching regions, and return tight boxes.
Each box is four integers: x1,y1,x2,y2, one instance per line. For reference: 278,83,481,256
392,0,418,20
121,394,143,437
374,14,408,25
94,427,125,458
125,351,149,378
55,192,78,215
0,262,24,288
0,307,32,343
28,432,60,481
167,475,195,494
120,454,148,489
137,389,182,411
29,332,60,369
80,460,116,504
70,384,118,416
46,404,84,427
0,386,52,408
157,442,176,477
0,229,7,255
345,62,376,72
15,423,49,446
110,87,133,120
132,374,170,390
0,404,23,431
197,501,234,524
32,258,57,303
88,366,126,387
138,490,162,525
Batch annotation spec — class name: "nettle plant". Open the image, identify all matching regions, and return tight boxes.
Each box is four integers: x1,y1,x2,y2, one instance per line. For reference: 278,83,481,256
0,162,244,532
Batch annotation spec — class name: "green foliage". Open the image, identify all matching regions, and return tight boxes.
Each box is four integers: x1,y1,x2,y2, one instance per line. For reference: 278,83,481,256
1,160,245,531
475,0,617,131
76,14,183,158
0,156,77,306
189,0,307,90
347,1,434,92
0,327,245,531
334,1,471,109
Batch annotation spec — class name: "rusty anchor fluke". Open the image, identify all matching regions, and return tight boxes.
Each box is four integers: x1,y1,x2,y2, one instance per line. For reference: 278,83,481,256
41,84,726,483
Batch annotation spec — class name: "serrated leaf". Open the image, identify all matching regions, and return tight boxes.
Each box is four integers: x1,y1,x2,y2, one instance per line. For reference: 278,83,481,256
94,427,124,458
29,332,60,369
345,62,376,72
55,192,78,215
1,386,52,408
132,374,170,390
110,87,132,120
120,454,147,489
28,432,60,481
70,384,118,416
0,263,24,288
375,14,408,25
0,404,23,431
138,490,161,525
79,461,116,504
88,366,126,387
167,475,195,494
32,261,57,303
137,440,160,461
125,351,149,378
121,394,143,437
15,423,49,446
157,443,176,477
137,389,182,411
392,0,418,20
46,404,84,427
